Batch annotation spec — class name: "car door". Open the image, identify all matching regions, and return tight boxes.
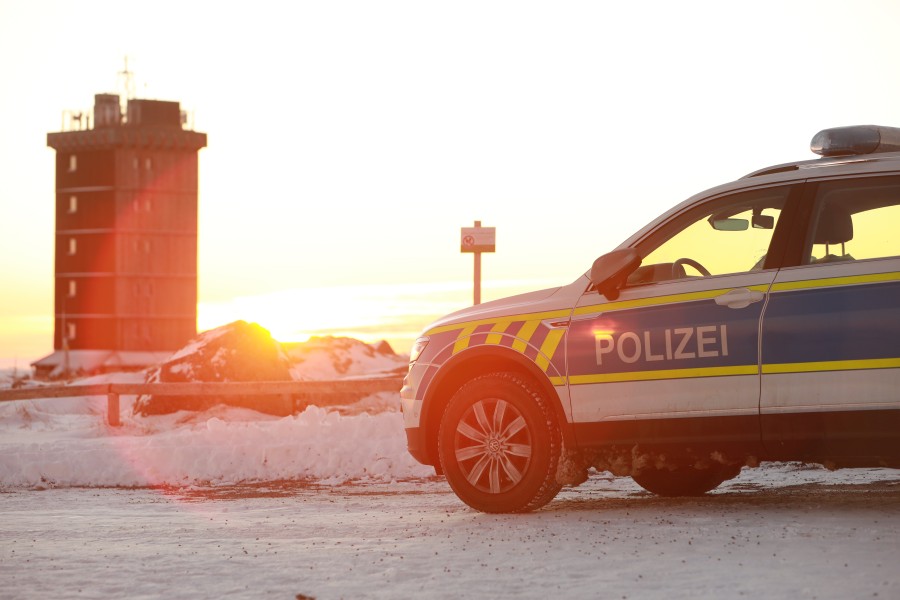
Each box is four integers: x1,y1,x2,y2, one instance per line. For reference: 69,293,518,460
566,184,800,454
760,174,900,464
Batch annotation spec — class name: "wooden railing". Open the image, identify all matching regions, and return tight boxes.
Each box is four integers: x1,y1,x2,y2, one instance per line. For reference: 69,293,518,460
0,378,404,427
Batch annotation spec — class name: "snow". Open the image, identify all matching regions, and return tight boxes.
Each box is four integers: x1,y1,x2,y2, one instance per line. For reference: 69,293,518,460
2,362,899,599
0,385,432,488
167,326,230,363
1,470,898,599
30,349,173,379
0,335,415,488
286,336,407,380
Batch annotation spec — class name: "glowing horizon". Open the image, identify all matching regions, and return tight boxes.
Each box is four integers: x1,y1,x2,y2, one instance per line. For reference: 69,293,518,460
0,277,561,368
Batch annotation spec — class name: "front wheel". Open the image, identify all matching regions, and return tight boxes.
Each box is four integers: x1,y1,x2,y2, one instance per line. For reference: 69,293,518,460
438,372,562,513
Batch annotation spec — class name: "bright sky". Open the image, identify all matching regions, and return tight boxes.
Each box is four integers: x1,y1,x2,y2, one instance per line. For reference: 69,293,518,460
1,0,899,368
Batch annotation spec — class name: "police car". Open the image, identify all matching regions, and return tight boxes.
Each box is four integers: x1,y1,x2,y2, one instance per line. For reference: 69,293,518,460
401,125,900,513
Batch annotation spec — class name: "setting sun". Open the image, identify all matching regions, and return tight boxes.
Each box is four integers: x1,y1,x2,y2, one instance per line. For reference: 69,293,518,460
197,279,555,353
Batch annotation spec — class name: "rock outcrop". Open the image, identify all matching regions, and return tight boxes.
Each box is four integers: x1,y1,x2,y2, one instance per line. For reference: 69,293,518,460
133,321,293,416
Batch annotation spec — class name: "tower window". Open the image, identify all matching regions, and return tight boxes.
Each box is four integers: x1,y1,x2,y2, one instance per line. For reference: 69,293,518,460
67,322,77,341
145,157,152,171
68,195,78,214
68,280,77,297
68,238,77,255
68,155,77,172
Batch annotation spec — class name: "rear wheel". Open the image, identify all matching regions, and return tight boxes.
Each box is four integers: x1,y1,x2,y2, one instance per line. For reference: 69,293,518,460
438,372,562,513
633,463,741,497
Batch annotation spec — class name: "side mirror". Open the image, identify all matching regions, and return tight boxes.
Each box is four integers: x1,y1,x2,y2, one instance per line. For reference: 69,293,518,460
590,249,642,301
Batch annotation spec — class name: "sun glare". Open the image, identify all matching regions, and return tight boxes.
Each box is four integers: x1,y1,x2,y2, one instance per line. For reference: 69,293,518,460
197,279,554,353
198,283,459,352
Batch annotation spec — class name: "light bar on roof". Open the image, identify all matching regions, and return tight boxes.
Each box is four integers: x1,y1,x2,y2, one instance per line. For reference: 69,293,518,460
810,125,900,157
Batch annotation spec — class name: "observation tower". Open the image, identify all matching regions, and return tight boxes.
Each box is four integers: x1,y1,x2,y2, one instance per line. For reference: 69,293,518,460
34,78,207,378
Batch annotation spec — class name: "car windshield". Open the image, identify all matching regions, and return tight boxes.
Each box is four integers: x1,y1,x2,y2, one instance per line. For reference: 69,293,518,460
632,187,790,284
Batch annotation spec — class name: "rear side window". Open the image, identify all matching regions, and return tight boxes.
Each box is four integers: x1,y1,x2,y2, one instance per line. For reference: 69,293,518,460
806,176,900,264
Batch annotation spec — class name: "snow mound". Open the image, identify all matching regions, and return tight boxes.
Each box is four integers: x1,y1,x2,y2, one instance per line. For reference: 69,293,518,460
285,336,407,380
0,392,432,488
123,326,406,416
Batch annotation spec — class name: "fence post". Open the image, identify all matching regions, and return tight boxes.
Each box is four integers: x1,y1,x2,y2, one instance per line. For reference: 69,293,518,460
107,392,121,427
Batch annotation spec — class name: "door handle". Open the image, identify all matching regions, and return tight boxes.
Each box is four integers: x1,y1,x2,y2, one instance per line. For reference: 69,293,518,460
715,288,765,309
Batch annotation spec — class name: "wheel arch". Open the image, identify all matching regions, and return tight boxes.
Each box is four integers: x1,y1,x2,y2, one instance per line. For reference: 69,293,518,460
420,345,573,471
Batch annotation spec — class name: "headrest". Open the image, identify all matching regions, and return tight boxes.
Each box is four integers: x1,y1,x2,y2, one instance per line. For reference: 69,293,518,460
814,204,853,245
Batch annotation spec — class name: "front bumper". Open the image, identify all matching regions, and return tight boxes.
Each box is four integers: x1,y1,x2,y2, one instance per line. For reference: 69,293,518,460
401,362,432,466
404,426,432,466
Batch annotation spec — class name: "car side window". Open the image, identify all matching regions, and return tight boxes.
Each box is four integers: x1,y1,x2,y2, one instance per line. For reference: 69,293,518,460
806,176,900,265
629,186,790,286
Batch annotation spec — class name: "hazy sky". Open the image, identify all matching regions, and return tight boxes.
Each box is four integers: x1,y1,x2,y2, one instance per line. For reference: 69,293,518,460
1,0,899,366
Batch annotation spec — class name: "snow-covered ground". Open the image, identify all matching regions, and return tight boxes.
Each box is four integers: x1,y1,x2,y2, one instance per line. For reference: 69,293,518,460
2,469,899,599
2,362,899,599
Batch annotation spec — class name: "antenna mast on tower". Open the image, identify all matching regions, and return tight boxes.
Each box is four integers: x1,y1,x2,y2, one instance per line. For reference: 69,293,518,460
117,56,135,119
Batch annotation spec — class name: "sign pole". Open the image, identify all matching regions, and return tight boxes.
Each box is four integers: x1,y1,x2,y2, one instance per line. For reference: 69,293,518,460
473,220,482,305
460,221,495,306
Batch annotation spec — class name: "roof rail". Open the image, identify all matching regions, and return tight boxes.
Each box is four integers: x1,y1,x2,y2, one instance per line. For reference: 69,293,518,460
742,162,801,179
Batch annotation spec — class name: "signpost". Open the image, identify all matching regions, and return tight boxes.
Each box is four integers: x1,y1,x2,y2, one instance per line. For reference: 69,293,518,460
460,221,496,305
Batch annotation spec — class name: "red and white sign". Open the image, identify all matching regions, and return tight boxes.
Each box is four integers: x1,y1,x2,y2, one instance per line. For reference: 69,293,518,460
460,226,496,253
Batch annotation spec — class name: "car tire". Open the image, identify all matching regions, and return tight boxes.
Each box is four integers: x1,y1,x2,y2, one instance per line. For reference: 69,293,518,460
438,371,563,513
632,463,741,497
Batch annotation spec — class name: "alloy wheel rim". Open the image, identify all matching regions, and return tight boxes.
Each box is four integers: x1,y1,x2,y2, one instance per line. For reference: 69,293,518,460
454,398,533,494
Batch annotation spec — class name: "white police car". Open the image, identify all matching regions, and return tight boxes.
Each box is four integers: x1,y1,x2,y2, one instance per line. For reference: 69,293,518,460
401,125,900,513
